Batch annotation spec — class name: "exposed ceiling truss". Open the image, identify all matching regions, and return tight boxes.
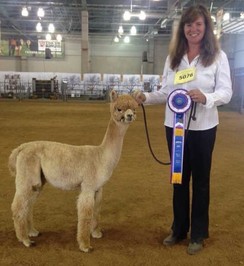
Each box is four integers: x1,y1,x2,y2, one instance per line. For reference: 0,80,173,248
0,0,243,40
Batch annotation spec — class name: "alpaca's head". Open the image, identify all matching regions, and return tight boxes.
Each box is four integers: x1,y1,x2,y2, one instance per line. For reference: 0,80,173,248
110,90,138,124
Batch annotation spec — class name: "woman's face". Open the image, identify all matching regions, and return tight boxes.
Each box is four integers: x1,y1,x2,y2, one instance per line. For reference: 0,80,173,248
184,15,206,46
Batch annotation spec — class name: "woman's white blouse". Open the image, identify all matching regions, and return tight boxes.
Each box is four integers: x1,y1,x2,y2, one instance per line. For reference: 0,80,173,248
144,50,233,130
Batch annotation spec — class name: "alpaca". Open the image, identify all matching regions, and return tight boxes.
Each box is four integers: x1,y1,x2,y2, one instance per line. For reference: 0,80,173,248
9,90,138,252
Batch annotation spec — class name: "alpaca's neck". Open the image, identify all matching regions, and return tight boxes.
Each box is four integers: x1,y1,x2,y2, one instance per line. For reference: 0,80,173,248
100,118,129,165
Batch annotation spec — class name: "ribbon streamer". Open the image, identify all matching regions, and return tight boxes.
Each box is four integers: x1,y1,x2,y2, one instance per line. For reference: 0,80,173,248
167,89,192,184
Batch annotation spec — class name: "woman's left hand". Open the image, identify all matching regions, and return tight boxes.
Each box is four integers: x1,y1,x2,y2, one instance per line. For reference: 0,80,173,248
187,89,206,104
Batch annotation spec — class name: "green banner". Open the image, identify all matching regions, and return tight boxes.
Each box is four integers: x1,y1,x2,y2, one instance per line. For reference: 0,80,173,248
0,36,64,58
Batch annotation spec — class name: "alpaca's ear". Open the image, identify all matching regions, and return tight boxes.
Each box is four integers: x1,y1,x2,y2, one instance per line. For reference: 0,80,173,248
110,90,118,102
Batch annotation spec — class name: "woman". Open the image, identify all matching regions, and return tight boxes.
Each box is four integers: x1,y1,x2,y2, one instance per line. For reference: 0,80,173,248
134,4,232,255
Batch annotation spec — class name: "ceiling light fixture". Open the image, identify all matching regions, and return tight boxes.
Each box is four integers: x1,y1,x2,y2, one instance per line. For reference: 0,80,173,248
123,10,146,21
36,22,42,32
124,36,130,43
21,7,29,17
123,11,131,21
56,34,62,42
223,12,230,21
118,26,124,35
160,18,168,28
139,11,146,20
130,25,137,35
46,33,52,41
114,36,119,43
48,23,55,33
37,7,45,18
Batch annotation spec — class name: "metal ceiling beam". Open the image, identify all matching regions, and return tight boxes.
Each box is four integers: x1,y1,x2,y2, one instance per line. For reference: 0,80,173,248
0,0,244,38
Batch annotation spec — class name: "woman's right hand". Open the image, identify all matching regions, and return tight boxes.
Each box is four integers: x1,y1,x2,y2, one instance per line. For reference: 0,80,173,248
132,90,146,105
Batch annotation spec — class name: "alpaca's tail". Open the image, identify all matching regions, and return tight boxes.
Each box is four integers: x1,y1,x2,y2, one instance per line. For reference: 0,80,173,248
8,145,24,177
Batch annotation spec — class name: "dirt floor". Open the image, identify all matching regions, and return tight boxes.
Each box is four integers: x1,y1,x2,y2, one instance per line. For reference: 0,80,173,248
0,99,243,266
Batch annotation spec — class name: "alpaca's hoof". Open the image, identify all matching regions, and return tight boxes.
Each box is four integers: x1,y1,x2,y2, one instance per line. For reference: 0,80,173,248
22,239,35,247
91,230,103,239
79,245,94,253
29,229,40,237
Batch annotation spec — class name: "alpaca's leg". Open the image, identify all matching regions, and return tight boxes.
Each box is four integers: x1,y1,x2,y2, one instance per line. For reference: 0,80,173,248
91,188,103,239
11,191,36,247
12,156,42,247
77,189,95,252
27,191,41,237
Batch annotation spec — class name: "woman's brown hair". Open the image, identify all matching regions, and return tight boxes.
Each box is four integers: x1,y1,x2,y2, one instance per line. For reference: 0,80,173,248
169,4,220,70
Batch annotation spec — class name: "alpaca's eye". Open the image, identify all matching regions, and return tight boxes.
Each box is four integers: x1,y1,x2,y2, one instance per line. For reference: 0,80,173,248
117,108,122,112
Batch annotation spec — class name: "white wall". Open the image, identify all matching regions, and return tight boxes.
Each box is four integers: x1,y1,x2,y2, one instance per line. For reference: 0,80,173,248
0,57,22,72
0,35,171,75
0,33,237,75
152,37,169,74
90,36,146,74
